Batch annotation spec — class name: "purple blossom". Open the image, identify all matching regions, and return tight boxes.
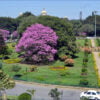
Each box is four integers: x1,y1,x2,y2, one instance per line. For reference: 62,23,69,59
0,29,10,40
16,24,58,63
12,31,19,39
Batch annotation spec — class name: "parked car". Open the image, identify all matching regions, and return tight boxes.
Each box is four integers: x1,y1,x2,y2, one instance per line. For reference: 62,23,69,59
80,90,100,100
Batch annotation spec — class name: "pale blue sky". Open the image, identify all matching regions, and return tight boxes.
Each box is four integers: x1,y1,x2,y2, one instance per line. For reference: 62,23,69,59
0,0,100,19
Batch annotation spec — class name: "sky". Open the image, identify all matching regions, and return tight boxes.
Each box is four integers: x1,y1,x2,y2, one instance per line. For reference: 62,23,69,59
0,0,100,19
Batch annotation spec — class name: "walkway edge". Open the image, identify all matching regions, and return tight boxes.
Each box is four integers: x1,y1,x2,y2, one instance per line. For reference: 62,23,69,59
15,80,100,91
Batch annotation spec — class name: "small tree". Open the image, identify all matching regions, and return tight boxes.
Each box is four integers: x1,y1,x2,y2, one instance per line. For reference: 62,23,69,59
0,70,15,100
49,88,61,100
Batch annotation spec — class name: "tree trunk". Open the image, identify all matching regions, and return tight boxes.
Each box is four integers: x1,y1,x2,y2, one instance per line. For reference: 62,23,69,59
2,89,7,100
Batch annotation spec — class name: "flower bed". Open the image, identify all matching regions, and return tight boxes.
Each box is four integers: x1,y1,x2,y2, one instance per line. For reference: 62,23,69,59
3,58,22,64
50,66,68,71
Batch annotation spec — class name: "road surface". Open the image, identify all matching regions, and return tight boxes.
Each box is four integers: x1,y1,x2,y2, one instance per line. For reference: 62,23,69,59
6,82,83,100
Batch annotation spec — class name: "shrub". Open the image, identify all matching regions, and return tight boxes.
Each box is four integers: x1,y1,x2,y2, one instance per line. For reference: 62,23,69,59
0,63,2,69
83,47,91,54
65,58,74,66
30,65,37,72
18,93,31,100
79,79,89,86
82,62,88,68
83,57,88,63
81,68,88,76
12,65,21,72
59,55,68,61
3,58,22,64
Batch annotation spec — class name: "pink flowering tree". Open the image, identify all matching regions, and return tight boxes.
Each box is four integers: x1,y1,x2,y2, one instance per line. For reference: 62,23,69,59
0,29,10,40
16,24,58,63
12,31,19,39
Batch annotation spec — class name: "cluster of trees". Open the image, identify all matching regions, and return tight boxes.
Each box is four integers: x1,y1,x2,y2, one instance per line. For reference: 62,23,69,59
1,11,100,63
71,15,100,36
1,12,100,37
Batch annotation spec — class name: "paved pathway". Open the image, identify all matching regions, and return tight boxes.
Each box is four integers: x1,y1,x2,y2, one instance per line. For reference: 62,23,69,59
6,81,82,100
91,39,100,75
6,81,100,100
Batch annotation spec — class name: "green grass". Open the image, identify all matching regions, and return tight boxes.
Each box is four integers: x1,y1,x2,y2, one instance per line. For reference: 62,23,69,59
7,95,17,100
95,39,100,47
0,40,97,87
2,51,97,87
76,39,91,47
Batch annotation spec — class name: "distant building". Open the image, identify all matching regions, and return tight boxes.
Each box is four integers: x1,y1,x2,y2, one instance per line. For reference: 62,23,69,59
41,8,47,16
19,12,23,16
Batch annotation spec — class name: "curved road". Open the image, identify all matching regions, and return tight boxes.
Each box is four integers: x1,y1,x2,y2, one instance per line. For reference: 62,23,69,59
5,81,89,100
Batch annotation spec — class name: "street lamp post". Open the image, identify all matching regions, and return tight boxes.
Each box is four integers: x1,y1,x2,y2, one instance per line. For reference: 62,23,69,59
94,11,98,38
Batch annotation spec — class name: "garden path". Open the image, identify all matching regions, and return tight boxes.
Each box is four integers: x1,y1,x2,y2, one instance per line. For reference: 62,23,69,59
91,39,100,75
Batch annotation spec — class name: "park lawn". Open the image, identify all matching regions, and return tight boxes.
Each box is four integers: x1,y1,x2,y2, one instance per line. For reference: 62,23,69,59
76,39,91,47
2,51,98,87
7,95,18,100
95,39,100,47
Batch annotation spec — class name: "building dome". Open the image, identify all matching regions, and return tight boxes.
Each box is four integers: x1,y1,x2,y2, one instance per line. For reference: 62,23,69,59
41,8,47,16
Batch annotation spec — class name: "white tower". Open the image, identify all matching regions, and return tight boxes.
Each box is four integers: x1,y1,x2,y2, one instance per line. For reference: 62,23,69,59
41,8,47,16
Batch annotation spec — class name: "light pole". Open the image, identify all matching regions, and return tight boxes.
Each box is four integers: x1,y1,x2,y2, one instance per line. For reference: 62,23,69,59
94,11,97,38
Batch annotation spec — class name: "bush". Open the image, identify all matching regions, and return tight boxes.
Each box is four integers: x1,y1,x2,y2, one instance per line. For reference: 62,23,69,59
30,65,37,72
0,63,2,69
59,55,68,61
82,62,88,68
3,58,22,64
81,68,88,76
83,47,91,54
79,79,89,86
12,65,21,72
83,57,88,63
65,58,74,66
18,93,31,100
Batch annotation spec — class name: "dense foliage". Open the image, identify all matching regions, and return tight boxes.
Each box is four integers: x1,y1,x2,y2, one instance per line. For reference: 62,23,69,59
0,34,8,56
16,24,58,63
0,17,18,32
18,93,31,100
17,15,77,57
